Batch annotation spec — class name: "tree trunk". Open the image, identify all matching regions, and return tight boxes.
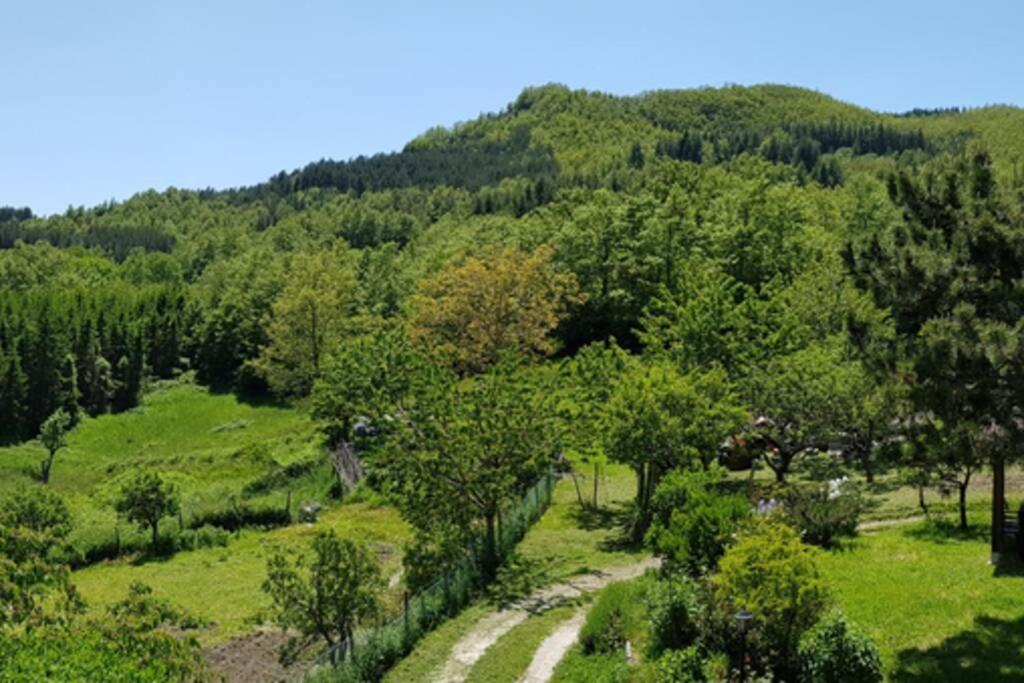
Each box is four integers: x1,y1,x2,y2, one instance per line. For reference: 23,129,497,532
958,482,969,531
917,484,929,516
40,450,55,484
635,465,646,507
991,455,1005,562
151,520,159,548
483,512,497,579
592,462,599,507
569,471,586,507
861,453,874,484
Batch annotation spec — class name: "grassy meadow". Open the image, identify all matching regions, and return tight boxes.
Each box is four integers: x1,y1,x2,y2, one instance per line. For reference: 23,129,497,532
0,379,329,555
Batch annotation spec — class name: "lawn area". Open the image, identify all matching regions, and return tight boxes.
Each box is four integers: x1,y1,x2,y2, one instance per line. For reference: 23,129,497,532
74,500,411,646
0,379,326,552
513,461,645,583
821,520,1024,682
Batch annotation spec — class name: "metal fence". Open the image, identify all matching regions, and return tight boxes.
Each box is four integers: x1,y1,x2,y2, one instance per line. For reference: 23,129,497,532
302,470,556,682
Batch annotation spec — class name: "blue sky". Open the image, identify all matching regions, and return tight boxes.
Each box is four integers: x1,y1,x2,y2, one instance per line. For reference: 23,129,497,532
3,0,1022,215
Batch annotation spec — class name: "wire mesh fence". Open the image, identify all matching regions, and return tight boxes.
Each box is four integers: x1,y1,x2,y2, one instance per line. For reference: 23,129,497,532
302,470,556,682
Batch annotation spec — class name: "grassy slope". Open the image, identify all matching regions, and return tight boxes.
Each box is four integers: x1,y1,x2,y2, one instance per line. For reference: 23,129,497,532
384,462,646,683
0,380,323,549
74,501,410,646
821,523,1024,682
0,379,416,646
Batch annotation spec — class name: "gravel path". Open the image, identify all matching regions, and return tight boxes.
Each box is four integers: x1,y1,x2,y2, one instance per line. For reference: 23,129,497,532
435,558,660,683
517,609,587,683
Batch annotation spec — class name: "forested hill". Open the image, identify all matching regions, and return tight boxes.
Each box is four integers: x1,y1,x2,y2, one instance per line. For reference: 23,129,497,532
2,82,1024,443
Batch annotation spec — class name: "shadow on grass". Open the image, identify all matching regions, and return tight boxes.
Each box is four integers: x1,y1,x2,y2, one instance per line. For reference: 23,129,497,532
902,518,988,544
891,614,1024,682
206,381,294,410
486,552,552,610
994,554,1024,578
568,502,642,553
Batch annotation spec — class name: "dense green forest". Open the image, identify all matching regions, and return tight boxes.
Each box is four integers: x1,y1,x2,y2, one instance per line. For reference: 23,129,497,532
4,83,1024,681
4,83,1022,442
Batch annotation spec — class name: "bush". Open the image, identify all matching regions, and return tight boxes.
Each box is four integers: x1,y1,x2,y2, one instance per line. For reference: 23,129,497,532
783,478,863,548
799,611,883,683
178,524,231,551
189,502,291,531
646,467,750,575
645,574,701,656
712,518,830,681
580,581,642,655
655,645,706,683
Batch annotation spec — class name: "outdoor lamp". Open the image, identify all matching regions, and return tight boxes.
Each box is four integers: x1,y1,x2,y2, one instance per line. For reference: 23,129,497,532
734,609,753,683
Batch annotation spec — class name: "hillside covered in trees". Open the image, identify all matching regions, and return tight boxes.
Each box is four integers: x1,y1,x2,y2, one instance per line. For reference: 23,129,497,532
4,83,1024,682
4,83,1023,442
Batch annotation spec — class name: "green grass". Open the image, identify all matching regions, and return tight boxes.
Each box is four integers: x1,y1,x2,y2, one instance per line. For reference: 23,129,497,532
725,460,1024,524
821,520,1024,682
466,603,582,683
0,380,325,552
74,501,411,645
383,602,493,682
513,462,644,584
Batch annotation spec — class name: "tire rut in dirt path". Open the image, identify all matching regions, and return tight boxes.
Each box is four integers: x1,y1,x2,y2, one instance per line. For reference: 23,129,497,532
434,557,660,683
517,609,586,683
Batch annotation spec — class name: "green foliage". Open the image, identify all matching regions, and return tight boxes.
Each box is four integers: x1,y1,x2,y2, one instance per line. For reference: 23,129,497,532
114,471,181,548
250,247,361,397
364,355,562,576
38,408,72,484
579,580,645,655
783,479,864,548
712,518,830,680
0,582,209,682
654,645,707,683
645,573,702,656
311,327,420,445
0,488,79,630
798,610,883,683
645,467,750,575
263,529,383,665
603,363,747,537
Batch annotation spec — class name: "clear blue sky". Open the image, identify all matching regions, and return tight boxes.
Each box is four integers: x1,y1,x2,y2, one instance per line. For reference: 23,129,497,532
4,0,1022,215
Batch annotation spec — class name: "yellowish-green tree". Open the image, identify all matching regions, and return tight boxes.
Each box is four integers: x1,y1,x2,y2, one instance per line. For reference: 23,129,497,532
408,245,582,374
252,248,360,396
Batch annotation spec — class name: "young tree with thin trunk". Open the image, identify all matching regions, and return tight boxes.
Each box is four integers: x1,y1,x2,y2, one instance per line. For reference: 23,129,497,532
38,409,72,484
262,530,382,665
114,472,180,549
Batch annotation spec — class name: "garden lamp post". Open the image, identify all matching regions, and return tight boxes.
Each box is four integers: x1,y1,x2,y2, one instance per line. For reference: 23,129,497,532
735,609,753,683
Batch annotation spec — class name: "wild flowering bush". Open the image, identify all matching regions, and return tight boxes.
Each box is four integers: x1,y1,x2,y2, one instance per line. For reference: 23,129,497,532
783,477,863,548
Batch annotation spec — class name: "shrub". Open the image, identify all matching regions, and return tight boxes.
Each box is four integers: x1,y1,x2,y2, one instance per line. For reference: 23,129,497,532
646,467,750,575
189,502,291,531
655,645,706,682
645,574,701,656
580,581,642,655
783,478,863,548
799,610,883,683
712,518,830,681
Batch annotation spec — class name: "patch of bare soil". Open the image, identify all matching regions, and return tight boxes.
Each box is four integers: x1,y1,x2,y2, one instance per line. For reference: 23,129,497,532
205,629,305,683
